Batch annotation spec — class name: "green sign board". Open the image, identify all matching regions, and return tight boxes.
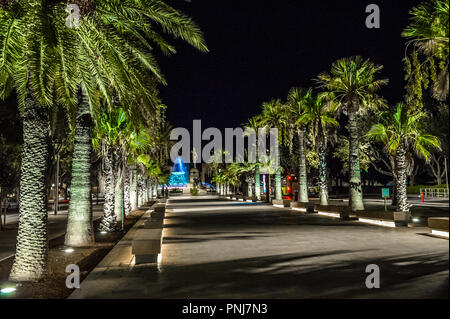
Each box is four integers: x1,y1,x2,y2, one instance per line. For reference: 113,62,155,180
381,188,390,198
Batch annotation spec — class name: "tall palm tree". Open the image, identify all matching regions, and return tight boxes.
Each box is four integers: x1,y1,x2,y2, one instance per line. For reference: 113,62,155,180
0,0,63,282
1,0,207,281
318,56,388,211
92,107,129,232
402,0,449,101
298,92,339,205
260,99,287,201
367,103,440,212
286,87,311,203
244,116,262,200
63,0,208,247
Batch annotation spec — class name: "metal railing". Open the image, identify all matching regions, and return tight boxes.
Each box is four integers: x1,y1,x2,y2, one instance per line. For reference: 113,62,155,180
420,188,449,198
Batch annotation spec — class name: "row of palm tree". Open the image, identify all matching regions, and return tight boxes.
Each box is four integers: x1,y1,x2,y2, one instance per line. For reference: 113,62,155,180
213,0,446,215
1,0,207,282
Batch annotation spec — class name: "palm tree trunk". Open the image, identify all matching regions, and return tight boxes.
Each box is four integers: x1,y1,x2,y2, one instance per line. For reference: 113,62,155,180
247,178,253,198
298,130,309,202
114,161,124,222
318,125,329,206
275,144,282,200
396,143,409,212
254,168,261,200
390,156,398,206
129,166,138,211
10,94,50,282
138,171,145,206
99,145,116,232
123,165,131,215
348,111,365,211
65,89,94,247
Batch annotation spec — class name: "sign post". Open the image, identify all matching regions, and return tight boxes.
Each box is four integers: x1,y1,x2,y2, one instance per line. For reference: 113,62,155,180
381,188,390,212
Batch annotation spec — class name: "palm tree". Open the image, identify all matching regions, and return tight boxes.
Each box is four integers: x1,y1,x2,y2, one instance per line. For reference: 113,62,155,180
93,107,129,232
1,0,207,280
402,0,449,101
63,0,208,247
244,116,262,200
318,56,388,211
125,128,152,214
298,92,339,205
260,99,287,201
367,103,440,212
0,0,63,282
286,87,311,203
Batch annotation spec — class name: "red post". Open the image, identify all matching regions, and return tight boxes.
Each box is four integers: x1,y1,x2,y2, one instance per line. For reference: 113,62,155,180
421,192,424,203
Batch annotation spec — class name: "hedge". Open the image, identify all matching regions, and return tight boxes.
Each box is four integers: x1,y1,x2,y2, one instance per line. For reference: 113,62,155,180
407,184,447,194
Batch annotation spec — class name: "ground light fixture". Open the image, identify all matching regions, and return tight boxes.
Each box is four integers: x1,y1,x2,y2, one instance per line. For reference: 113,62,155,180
1,287,17,295
64,247,75,253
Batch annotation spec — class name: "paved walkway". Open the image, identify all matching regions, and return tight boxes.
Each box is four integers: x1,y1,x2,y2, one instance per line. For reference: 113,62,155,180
70,196,449,299
0,205,104,262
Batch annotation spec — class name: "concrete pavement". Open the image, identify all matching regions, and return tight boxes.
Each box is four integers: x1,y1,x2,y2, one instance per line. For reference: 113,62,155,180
69,195,448,299
0,205,104,262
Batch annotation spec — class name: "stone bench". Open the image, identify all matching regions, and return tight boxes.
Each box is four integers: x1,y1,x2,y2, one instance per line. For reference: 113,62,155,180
355,211,410,227
144,218,164,229
272,199,292,208
428,217,449,238
150,203,166,219
314,204,350,219
290,202,314,213
132,229,163,264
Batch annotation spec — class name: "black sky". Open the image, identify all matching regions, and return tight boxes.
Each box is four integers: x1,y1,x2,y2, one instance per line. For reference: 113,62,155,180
157,0,423,132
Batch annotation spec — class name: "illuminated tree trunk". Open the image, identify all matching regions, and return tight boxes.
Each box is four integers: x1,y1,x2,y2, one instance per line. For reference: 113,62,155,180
317,124,329,206
123,165,131,215
390,156,398,207
348,111,365,211
99,146,116,232
254,168,261,200
275,142,282,200
10,94,50,282
114,155,123,222
65,89,94,247
138,171,144,207
396,142,409,212
298,130,309,203
247,177,253,197
129,166,138,212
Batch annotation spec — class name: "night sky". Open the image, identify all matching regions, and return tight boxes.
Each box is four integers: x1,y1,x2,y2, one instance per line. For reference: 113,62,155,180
158,0,423,132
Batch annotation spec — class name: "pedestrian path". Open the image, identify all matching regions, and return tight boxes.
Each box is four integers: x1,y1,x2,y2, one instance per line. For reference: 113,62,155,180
70,196,449,299
0,206,104,262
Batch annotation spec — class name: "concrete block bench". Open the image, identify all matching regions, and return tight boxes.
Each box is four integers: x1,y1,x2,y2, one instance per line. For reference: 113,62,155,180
272,199,292,208
428,217,449,238
150,209,165,220
290,202,314,213
144,218,164,229
132,229,163,264
355,211,410,227
314,204,349,219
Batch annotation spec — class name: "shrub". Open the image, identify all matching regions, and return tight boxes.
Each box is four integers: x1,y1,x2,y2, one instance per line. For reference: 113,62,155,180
407,184,447,194
190,187,199,196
